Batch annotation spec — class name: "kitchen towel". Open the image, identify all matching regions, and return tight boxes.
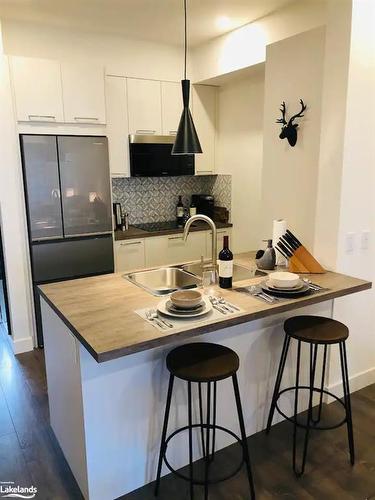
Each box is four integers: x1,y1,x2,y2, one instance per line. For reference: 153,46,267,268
273,219,287,266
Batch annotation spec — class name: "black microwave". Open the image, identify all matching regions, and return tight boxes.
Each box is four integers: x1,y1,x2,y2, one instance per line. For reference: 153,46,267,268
129,135,195,177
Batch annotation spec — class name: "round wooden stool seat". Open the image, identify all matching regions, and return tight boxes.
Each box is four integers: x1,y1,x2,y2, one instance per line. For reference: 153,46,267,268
284,315,349,344
166,342,239,382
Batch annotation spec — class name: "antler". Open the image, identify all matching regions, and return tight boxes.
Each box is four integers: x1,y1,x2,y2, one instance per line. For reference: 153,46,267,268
288,99,306,125
276,101,287,125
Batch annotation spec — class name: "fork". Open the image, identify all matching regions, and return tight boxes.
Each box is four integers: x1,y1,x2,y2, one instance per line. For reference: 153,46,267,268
248,286,277,304
302,279,324,291
145,310,167,329
151,309,174,328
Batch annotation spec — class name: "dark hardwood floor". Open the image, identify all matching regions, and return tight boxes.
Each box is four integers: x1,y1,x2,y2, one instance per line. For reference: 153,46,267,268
0,323,374,499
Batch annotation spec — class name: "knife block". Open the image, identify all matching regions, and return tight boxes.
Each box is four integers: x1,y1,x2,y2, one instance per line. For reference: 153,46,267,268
288,248,325,274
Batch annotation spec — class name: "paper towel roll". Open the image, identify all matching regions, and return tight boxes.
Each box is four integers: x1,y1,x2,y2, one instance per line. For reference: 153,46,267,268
273,219,287,266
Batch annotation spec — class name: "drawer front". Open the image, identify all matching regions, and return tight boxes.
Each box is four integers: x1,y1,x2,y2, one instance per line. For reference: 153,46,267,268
145,232,207,268
115,240,145,272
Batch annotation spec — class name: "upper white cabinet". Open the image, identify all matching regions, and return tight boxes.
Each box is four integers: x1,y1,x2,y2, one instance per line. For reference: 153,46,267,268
61,62,106,124
127,78,162,135
10,56,106,124
192,85,217,174
105,76,129,176
161,81,181,136
10,56,64,123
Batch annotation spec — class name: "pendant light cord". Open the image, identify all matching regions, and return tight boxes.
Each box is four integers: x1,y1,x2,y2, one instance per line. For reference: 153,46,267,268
184,0,187,80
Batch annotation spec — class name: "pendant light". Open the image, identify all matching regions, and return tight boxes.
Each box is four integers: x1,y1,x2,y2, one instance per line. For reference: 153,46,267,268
172,0,202,155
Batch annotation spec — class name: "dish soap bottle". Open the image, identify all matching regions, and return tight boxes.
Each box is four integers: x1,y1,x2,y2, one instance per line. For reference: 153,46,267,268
255,239,276,270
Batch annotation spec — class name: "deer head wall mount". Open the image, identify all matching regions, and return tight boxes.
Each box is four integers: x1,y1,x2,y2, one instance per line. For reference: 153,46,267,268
276,99,307,147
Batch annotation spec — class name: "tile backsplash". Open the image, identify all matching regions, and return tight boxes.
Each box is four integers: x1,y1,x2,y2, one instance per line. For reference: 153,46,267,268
112,175,231,224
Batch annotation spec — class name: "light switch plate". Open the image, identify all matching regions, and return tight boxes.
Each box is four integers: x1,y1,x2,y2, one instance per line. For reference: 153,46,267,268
345,232,356,253
361,230,370,250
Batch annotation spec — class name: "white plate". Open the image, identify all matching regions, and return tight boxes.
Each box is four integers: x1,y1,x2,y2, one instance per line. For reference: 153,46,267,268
158,295,213,318
265,279,304,291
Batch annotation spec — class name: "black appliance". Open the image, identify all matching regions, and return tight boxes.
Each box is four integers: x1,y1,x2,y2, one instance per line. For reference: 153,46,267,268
129,135,195,177
20,134,114,347
191,194,215,219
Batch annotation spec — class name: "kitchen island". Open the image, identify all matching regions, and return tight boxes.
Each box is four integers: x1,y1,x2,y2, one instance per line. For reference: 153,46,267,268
39,253,371,500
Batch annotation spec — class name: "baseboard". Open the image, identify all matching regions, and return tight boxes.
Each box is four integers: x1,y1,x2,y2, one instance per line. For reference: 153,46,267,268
328,366,375,397
8,334,34,354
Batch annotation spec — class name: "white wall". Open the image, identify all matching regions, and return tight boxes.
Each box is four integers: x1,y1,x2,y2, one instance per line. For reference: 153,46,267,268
328,0,375,393
192,0,327,83
313,0,353,269
216,67,264,253
1,19,183,81
261,27,325,250
0,22,35,353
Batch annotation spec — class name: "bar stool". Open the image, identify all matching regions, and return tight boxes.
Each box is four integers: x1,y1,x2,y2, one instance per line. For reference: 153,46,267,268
154,342,256,499
266,315,354,476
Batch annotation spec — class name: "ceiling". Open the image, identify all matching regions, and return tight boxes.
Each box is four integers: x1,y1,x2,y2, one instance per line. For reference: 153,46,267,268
0,0,296,47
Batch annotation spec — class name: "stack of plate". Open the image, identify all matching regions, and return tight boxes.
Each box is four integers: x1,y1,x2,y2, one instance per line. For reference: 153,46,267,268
261,272,310,298
158,290,212,319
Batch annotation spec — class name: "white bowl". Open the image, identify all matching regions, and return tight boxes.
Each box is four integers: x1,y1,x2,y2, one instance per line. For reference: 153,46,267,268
268,272,300,289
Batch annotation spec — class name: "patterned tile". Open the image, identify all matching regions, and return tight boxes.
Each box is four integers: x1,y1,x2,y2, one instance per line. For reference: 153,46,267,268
112,175,231,224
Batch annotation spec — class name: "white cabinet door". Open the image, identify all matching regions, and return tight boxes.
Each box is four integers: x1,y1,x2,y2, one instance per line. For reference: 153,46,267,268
115,240,145,273
106,76,129,176
206,229,232,259
145,232,207,268
62,62,106,124
10,56,64,122
161,81,181,136
192,85,216,174
127,78,162,135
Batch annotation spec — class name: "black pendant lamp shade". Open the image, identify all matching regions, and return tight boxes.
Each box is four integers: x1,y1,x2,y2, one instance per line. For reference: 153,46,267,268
172,79,202,155
172,0,202,155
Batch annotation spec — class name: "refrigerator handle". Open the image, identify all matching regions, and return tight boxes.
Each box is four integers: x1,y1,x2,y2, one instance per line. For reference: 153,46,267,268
63,231,113,238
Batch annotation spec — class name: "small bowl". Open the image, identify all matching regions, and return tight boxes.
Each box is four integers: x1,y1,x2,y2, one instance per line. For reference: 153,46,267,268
170,290,203,310
268,271,300,289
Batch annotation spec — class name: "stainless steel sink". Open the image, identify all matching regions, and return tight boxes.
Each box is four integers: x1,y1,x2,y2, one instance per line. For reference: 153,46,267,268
124,267,201,296
182,262,267,281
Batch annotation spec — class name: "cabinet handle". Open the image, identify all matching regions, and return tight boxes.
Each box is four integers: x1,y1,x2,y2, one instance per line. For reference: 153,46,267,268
169,130,177,135
135,129,156,134
74,117,99,122
168,236,184,240
28,114,56,121
120,241,142,246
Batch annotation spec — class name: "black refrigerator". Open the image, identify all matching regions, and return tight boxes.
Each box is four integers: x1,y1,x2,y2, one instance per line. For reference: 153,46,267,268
21,135,114,347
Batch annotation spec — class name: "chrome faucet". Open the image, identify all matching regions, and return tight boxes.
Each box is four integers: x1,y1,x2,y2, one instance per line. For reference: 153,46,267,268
183,215,217,269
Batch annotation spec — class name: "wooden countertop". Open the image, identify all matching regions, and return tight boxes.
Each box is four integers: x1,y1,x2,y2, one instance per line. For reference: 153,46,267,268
39,253,371,363
114,221,233,241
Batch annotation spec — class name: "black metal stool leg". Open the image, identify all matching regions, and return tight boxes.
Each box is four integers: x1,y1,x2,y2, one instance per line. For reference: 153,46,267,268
293,343,318,477
188,381,194,500
339,341,355,465
292,340,301,475
204,382,211,500
155,374,174,496
198,382,205,458
211,381,217,462
232,373,256,500
312,344,328,425
266,334,291,433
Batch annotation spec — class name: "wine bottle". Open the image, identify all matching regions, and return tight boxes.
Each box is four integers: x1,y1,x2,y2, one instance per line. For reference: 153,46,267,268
189,198,197,217
176,196,184,226
218,235,233,289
